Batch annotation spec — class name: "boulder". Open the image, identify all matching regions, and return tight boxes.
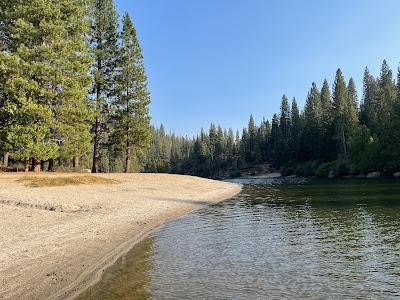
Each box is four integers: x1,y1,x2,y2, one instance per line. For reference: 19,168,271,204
82,169,91,173
393,172,400,178
366,172,380,178
357,173,366,178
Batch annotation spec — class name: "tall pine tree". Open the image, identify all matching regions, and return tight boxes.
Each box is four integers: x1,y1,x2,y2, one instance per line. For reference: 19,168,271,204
302,82,322,161
90,0,119,173
332,69,358,160
113,13,151,172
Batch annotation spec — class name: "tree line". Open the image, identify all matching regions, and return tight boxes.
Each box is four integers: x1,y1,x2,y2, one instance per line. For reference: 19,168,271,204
143,61,400,178
0,0,151,173
2,1,399,177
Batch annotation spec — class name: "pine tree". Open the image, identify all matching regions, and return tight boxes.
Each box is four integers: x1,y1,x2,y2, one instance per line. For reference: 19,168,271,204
279,95,291,141
275,95,291,165
303,82,322,160
234,130,241,158
245,114,258,163
90,0,119,173
377,60,396,127
215,125,224,160
226,128,235,160
360,67,379,132
114,13,151,172
332,69,357,160
1,0,92,172
290,98,301,162
320,79,333,121
208,123,217,162
376,60,397,163
55,0,94,171
347,78,358,109
320,79,334,160
270,113,279,163
0,1,14,167
257,118,269,161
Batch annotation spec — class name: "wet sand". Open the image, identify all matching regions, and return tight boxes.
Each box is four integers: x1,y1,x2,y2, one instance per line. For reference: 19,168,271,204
0,173,241,300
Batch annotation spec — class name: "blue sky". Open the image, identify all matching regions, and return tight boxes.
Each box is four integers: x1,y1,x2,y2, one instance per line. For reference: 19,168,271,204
115,0,400,136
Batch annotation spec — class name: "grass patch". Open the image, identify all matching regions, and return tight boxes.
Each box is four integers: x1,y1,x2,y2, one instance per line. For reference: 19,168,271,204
19,175,118,187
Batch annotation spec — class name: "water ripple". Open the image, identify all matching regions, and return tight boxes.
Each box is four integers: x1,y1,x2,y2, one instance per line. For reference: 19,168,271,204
77,179,400,300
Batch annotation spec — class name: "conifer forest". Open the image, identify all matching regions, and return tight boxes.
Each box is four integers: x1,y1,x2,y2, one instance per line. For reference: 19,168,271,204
145,62,400,178
1,1,400,178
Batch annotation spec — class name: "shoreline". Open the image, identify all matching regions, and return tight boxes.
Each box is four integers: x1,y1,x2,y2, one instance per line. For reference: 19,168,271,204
61,184,241,300
0,173,241,300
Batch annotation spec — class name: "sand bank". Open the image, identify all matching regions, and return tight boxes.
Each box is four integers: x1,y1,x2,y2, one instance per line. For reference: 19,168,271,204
0,173,241,299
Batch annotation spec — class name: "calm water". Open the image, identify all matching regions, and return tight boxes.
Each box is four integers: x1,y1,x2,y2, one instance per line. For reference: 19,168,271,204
77,179,400,299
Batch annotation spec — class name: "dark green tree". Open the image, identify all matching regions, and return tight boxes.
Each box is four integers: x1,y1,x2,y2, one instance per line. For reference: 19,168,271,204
113,13,151,172
332,69,358,160
275,95,291,165
90,0,119,173
302,82,322,161
360,67,379,133
290,98,301,162
320,79,334,160
1,0,92,172
347,78,358,109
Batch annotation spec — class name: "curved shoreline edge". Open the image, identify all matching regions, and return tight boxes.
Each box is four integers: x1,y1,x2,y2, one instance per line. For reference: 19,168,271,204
59,184,242,300
0,173,241,300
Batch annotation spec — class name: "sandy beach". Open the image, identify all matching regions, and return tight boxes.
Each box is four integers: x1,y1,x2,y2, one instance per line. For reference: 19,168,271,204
0,173,241,300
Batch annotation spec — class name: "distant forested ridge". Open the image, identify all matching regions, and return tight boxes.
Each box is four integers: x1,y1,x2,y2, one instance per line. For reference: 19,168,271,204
0,0,151,172
143,61,400,178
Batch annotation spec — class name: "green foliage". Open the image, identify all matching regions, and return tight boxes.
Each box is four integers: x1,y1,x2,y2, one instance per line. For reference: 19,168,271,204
90,0,119,173
1,1,400,178
315,160,349,178
348,126,380,174
332,69,358,160
1,0,92,166
294,161,320,177
108,12,152,173
302,82,322,161
113,59,400,178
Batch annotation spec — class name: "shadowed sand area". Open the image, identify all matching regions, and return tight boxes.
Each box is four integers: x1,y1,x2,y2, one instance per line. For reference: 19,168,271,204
0,173,241,300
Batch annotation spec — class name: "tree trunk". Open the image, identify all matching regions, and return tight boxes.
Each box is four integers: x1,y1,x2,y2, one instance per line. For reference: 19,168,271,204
125,142,131,173
341,128,348,160
92,116,100,173
40,160,45,171
48,158,54,172
92,58,102,174
3,151,9,168
24,159,29,173
73,157,79,170
33,158,41,173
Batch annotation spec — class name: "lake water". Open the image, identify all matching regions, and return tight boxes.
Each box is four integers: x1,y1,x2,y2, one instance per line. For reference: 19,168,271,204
77,178,400,299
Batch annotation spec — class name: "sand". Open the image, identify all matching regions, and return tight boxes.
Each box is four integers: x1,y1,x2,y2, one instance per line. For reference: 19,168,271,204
0,173,241,300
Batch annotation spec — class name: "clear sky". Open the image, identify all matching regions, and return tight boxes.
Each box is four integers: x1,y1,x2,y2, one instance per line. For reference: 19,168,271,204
115,0,400,136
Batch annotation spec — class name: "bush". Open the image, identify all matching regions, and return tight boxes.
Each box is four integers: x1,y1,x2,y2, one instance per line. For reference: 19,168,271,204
293,161,319,177
315,160,349,178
